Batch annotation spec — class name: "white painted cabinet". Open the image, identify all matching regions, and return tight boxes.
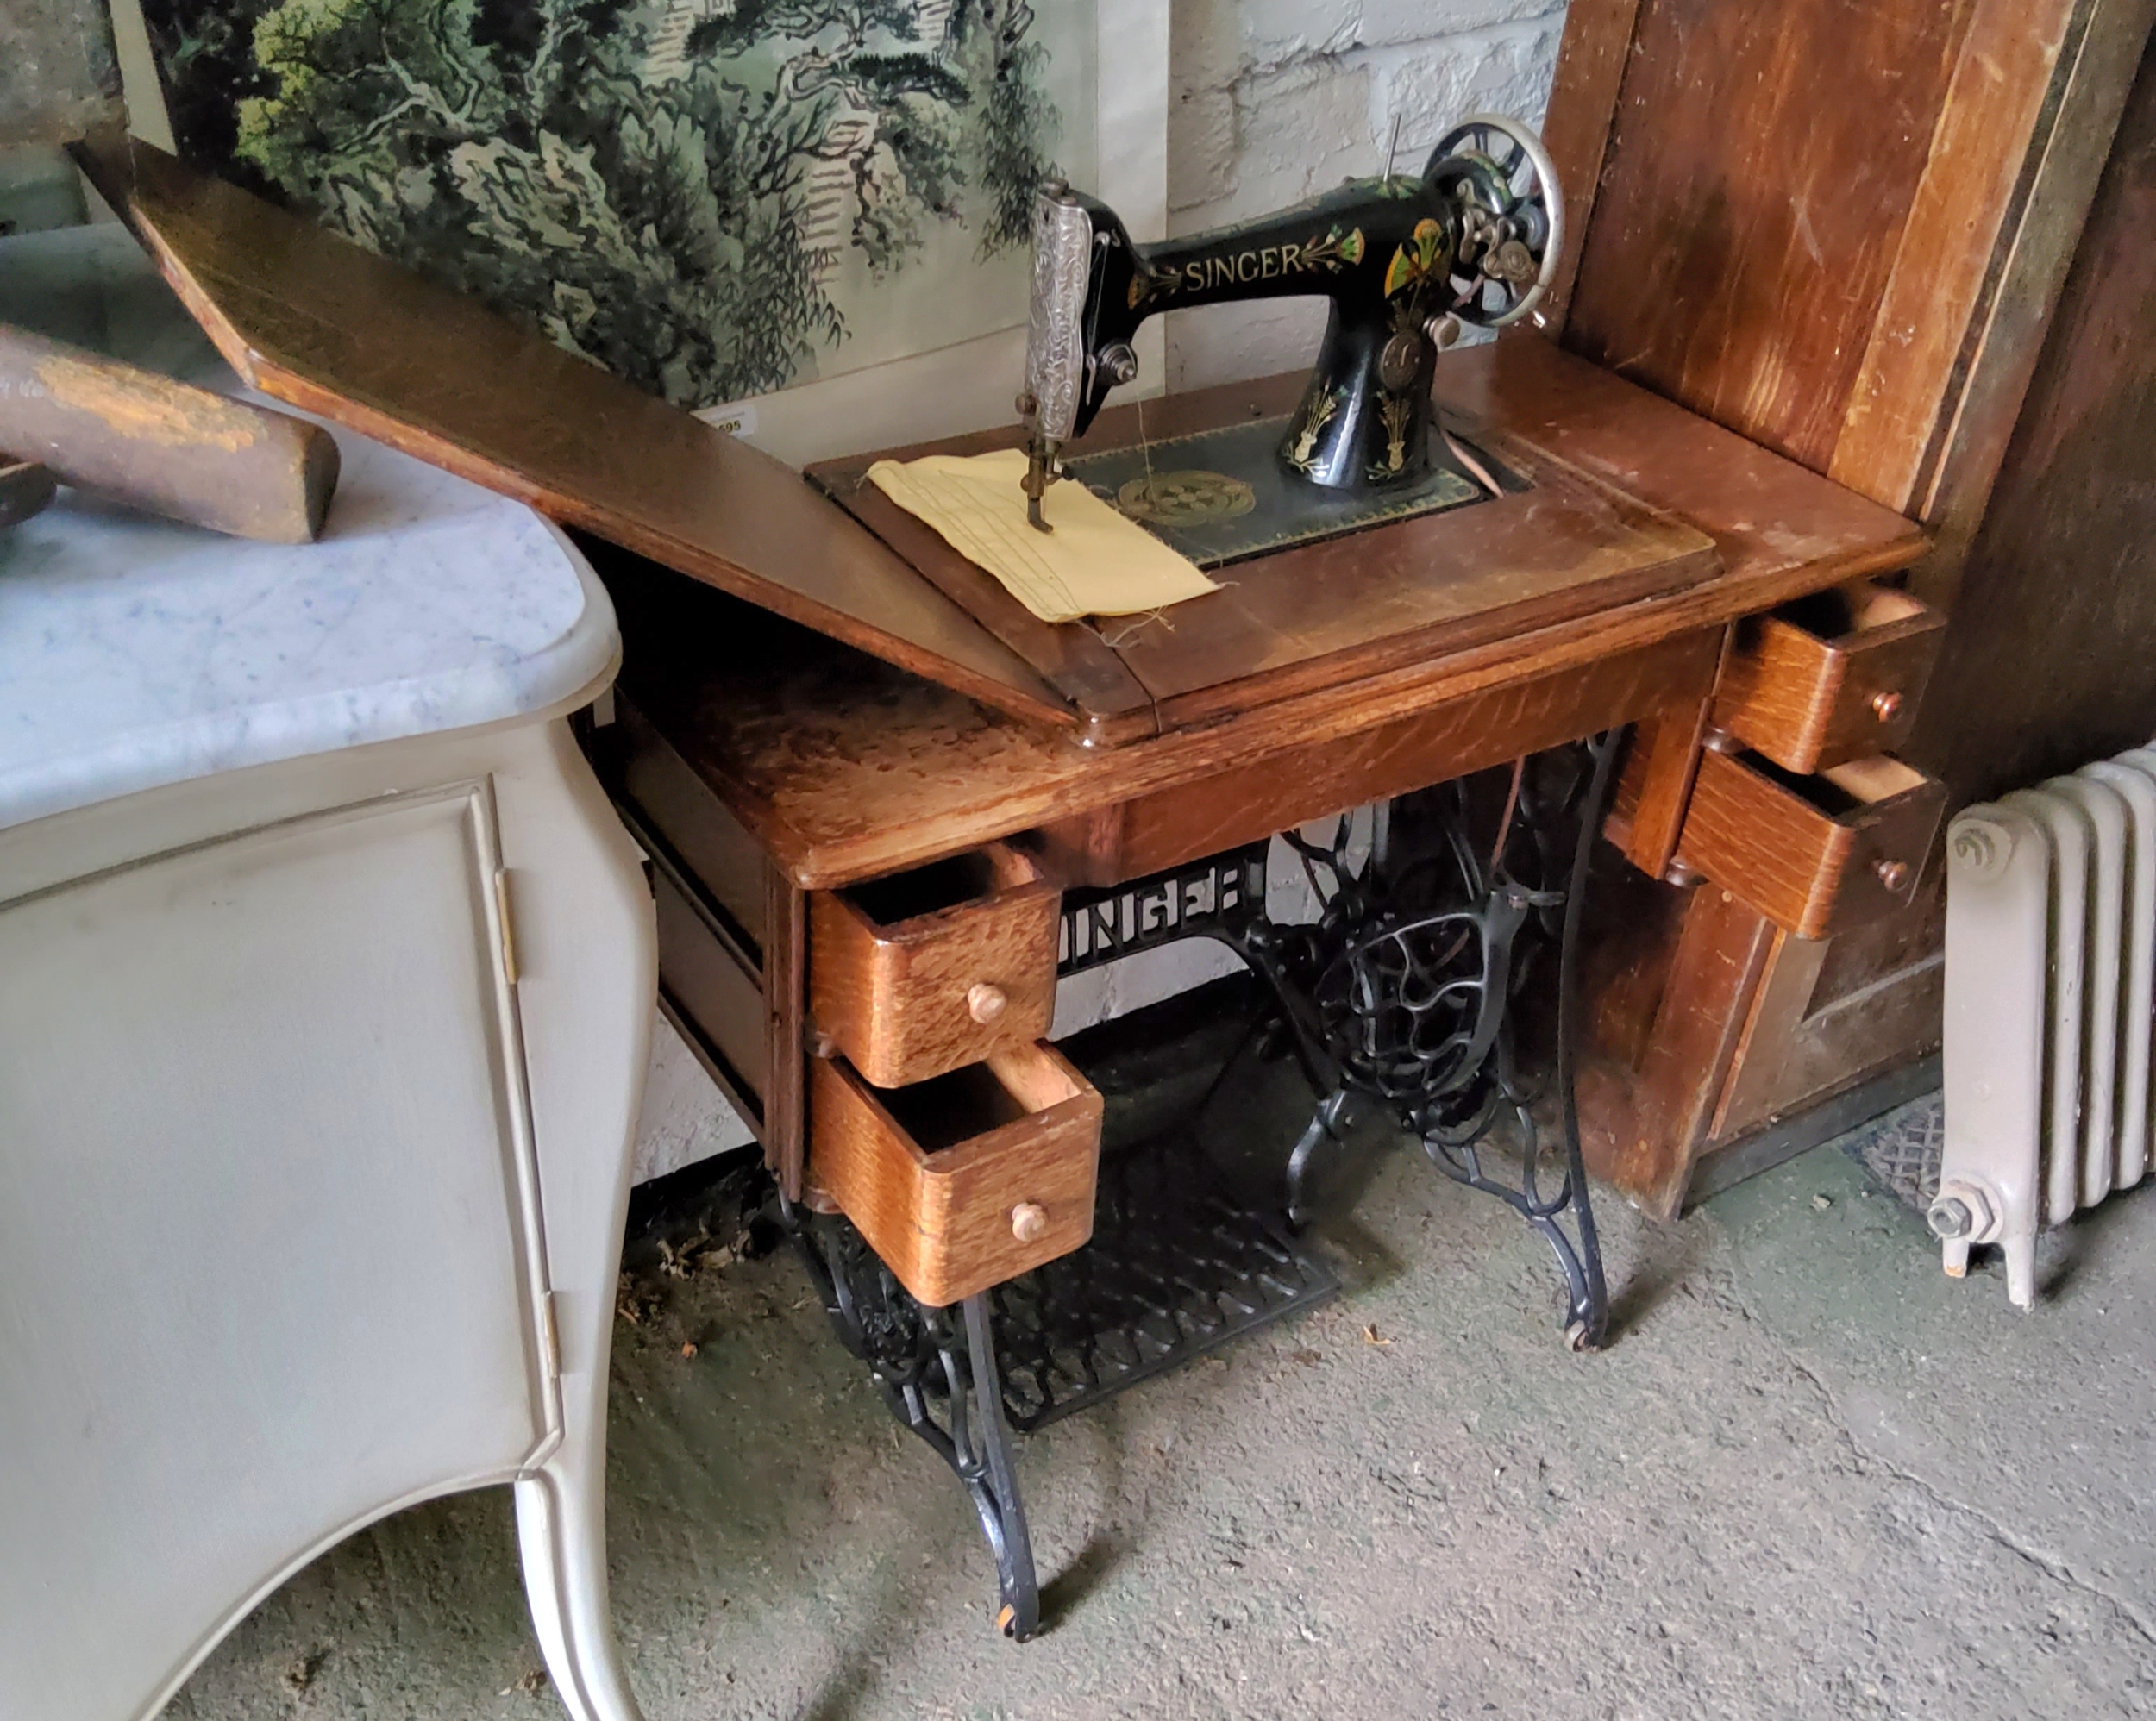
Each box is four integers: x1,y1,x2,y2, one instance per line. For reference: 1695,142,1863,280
0,226,658,1720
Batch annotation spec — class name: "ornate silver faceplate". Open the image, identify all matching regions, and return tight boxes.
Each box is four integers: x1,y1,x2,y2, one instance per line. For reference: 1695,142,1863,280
1023,189,1094,445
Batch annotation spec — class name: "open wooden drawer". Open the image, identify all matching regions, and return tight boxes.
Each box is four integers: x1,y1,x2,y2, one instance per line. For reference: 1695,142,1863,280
1674,748,1946,939
807,1043,1102,1305
1711,580,1946,773
809,843,1059,1088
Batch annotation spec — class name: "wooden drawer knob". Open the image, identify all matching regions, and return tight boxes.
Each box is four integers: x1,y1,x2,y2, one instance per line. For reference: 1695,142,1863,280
1010,1201,1049,1242
1873,857,1910,892
967,982,1008,1024
1870,690,1904,723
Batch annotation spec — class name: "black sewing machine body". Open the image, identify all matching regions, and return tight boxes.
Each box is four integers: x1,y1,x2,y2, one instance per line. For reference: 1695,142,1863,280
1021,116,1561,510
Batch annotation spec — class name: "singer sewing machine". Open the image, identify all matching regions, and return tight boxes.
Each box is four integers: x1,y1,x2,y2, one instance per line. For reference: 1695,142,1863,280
1018,115,1561,530
797,116,1719,752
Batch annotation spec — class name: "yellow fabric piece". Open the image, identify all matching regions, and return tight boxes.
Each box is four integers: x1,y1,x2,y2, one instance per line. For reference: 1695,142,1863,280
866,448,1219,625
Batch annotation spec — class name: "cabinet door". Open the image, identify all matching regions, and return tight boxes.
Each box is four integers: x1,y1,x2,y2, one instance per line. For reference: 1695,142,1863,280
1547,0,2156,1211
0,779,556,1721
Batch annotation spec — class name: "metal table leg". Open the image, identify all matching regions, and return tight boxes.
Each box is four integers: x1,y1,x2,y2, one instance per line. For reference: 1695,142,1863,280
786,1209,1041,1638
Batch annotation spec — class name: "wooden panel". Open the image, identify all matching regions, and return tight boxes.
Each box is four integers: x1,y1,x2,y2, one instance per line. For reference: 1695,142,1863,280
804,466,1160,730
0,322,340,542
1606,677,1720,879
1675,751,1946,939
1537,0,1645,335
1688,16,2156,1167
1429,342,1930,599
807,1044,1102,1306
1914,41,2156,804
815,372,1722,728
807,845,1059,1087
85,139,1082,735
765,872,808,1200
1711,583,1946,774
1546,0,2153,1192
1564,0,1977,469
1095,630,1719,884
1713,914,1946,1143
614,696,769,954
652,868,767,1113
1578,883,1777,1220
1909,0,2156,597
1831,0,2088,507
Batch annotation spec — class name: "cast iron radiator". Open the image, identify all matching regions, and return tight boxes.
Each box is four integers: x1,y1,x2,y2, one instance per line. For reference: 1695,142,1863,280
1934,741,2156,1305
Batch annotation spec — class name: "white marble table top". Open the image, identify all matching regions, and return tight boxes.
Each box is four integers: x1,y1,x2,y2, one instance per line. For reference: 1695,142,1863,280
0,227,619,835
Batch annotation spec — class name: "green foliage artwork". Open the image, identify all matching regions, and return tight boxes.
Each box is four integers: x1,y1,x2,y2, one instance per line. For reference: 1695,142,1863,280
142,0,1069,408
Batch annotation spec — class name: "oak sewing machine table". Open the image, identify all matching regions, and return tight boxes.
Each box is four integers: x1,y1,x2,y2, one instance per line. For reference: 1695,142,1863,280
588,337,1940,1634
100,139,1940,1643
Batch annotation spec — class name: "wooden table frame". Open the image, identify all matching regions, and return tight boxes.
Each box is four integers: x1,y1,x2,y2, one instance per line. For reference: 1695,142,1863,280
591,335,1928,1211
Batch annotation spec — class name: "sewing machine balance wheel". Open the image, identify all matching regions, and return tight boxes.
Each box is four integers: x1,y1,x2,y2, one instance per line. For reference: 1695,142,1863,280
1428,114,1564,329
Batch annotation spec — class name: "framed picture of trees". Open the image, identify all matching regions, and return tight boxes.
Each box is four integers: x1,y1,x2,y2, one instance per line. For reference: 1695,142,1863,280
138,0,1169,462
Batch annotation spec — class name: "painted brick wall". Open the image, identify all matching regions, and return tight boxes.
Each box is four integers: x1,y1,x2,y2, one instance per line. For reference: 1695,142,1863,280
1164,0,1570,390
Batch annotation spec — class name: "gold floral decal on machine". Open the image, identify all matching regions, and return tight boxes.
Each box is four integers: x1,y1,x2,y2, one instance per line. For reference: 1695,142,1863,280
1383,218,1448,298
1286,386,1344,472
1114,468,1257,527
1369,394,1416,481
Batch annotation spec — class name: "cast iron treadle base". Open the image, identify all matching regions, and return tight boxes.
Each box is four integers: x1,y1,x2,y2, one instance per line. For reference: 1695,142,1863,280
781,1142,1335,1639
1848,1091,1945,1215
992,1141,1339,1432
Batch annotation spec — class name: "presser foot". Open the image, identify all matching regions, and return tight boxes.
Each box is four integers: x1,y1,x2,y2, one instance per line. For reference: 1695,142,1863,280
787,1211,1040,1639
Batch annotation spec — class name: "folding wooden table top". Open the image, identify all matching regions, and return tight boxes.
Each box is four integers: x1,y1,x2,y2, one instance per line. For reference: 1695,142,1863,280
95,138,1927,890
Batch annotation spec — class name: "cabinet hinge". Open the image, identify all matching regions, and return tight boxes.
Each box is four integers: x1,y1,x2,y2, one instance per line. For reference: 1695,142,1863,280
494,867,519,986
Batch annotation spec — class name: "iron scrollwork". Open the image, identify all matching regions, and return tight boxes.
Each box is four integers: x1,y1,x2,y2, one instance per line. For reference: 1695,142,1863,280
781,729,1625,1645
1201,729,1624,1350
783,1205,1040,1639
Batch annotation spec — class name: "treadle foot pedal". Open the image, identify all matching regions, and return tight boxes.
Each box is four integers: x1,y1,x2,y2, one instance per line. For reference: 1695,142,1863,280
990,1137,1339,1431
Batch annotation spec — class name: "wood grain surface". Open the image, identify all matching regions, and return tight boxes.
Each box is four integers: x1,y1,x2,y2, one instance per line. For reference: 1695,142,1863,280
807,844,1058,1087
1535,0,1644,336
609,339,1925,892
1828,0,2086,510
815,372,1720,726
1561,0,1977,471
806,1044,1101,1306
1913,41,2156,804
0,320,338,540
1607,692,1720,879
805,467,1160,742
1673,751,1945,940
765,873,809,1199
1547,0,2153,1202
1675,10,2156,1167
87,139,1080,732
1086,631,1715,883
1904,0,2156,594
1577,883,1778,1220
653,867,768,1109
1710,585,1945,774
612,698,772,954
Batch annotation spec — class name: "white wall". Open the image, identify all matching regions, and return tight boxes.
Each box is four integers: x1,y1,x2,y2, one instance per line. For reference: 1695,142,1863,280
1163,0,1569,391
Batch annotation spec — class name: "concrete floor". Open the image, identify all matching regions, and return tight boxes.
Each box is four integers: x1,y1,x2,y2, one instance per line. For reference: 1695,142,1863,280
166,1134,2156,1721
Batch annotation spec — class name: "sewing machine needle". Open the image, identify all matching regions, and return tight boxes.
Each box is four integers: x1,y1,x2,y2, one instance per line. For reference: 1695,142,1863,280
1028,495,1050,533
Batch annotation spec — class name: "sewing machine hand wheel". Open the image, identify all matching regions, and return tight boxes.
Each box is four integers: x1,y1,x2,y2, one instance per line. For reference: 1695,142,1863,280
1428,114,1564,329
